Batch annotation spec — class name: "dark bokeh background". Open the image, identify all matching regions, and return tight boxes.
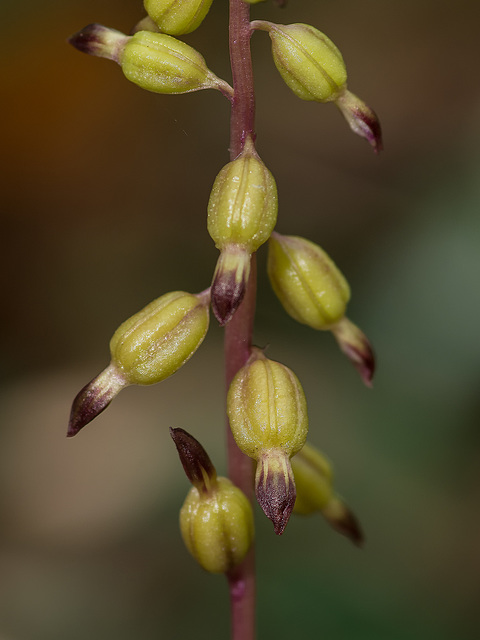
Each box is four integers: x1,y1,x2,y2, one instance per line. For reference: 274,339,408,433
1,1,480,638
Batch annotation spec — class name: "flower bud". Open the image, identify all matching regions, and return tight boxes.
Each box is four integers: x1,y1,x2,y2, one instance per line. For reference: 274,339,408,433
267,232,350,330
69,25,232,96
144,0,214,36
252,21,382,151
171,428,254,574
267,232,375,386
208,137,278,324
252,22,347,102
292,443,364,546
227,348,308,534
68,291,210,437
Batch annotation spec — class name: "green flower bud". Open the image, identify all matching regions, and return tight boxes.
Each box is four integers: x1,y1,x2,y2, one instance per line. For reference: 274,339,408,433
171,428,254,574
251,21,382,152
68,291,210,437
144,0,214,36
267,233,375,386
68,25,232,97
253,22,347,102
227,348,308,534
267,232,350,330
208,137,278,324
292,443,364,546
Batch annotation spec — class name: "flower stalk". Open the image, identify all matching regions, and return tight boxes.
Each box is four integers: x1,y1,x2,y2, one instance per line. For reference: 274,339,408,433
225,1,257,637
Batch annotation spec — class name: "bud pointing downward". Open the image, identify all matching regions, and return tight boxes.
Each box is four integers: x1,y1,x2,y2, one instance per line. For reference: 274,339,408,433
68,290,210,437
227,348,308,534
292,443,364,546
208,137,278,324
267,232,375,386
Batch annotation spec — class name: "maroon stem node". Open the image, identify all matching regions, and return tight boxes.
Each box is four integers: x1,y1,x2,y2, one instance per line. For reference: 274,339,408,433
226,2,257,639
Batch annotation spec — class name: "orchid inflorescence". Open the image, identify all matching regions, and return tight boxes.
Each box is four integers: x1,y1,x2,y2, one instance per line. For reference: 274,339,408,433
69,0,381,581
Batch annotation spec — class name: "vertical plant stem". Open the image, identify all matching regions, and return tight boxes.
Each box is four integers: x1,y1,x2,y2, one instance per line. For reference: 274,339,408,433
226,2,257,639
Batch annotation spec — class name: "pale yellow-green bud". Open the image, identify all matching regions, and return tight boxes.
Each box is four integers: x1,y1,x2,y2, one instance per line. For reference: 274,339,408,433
208,137,278,324
68,291,209,437
180,477,254,573
208,138,278,252
110,290,209,385
227,348,308,533
292,443,364,546
253,21,347,102
68,25,231,96
144,0,214,35
121,30,230,95
267,232,350,330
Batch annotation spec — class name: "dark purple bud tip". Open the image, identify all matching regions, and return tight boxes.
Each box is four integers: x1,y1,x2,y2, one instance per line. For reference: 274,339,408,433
170,428,217,493
331,317,375,387
335,90,383,154
211,246,251,326
68,23,127,62
67,364,127,437
323,496,364,547
255,451,296,535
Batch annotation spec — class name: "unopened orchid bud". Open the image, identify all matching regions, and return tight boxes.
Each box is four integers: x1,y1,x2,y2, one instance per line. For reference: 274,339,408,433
68,291,210,437
208,137,278,324
252,22,347,102
252,21,382,152
267,232,350,330
144,0,214,36
171,428,254,574
292,443,364,546
267,232,375,386
227,348,308,534
69,25,232,96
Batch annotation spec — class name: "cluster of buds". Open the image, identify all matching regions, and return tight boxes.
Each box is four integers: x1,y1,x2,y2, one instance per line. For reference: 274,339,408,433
68,0,381,575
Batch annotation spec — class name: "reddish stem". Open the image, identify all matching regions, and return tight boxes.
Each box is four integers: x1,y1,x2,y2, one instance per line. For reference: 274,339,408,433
226,2,257,639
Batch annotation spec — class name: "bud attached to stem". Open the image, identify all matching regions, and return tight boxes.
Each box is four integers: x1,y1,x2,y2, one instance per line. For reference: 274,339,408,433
292,443,364,546
171,428,254,574
267,232,375,386
69,25,232,96
68,291,210,437
251,21,382,151
144,0,214,36
208,137,278,324
227,348,308,534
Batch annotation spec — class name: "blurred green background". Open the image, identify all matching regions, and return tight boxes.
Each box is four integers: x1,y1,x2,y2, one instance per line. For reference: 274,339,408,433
1,0,480,638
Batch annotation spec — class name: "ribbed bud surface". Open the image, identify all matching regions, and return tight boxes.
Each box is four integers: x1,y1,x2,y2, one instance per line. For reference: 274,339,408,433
255,22,347,102
110,291,209,385
267,232,350,330
144,0,214,35
227,348,308,533
207,138,278,253
180,477,254,573
120,30,220,94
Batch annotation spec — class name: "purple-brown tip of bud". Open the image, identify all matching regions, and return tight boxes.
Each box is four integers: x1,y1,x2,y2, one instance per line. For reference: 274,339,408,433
68,23,127,63
211,246,251,326
170,428,217,494
67,364,127,437
255,450,296,535
335,89,383,154
331,317,375,387
322,495,364,547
